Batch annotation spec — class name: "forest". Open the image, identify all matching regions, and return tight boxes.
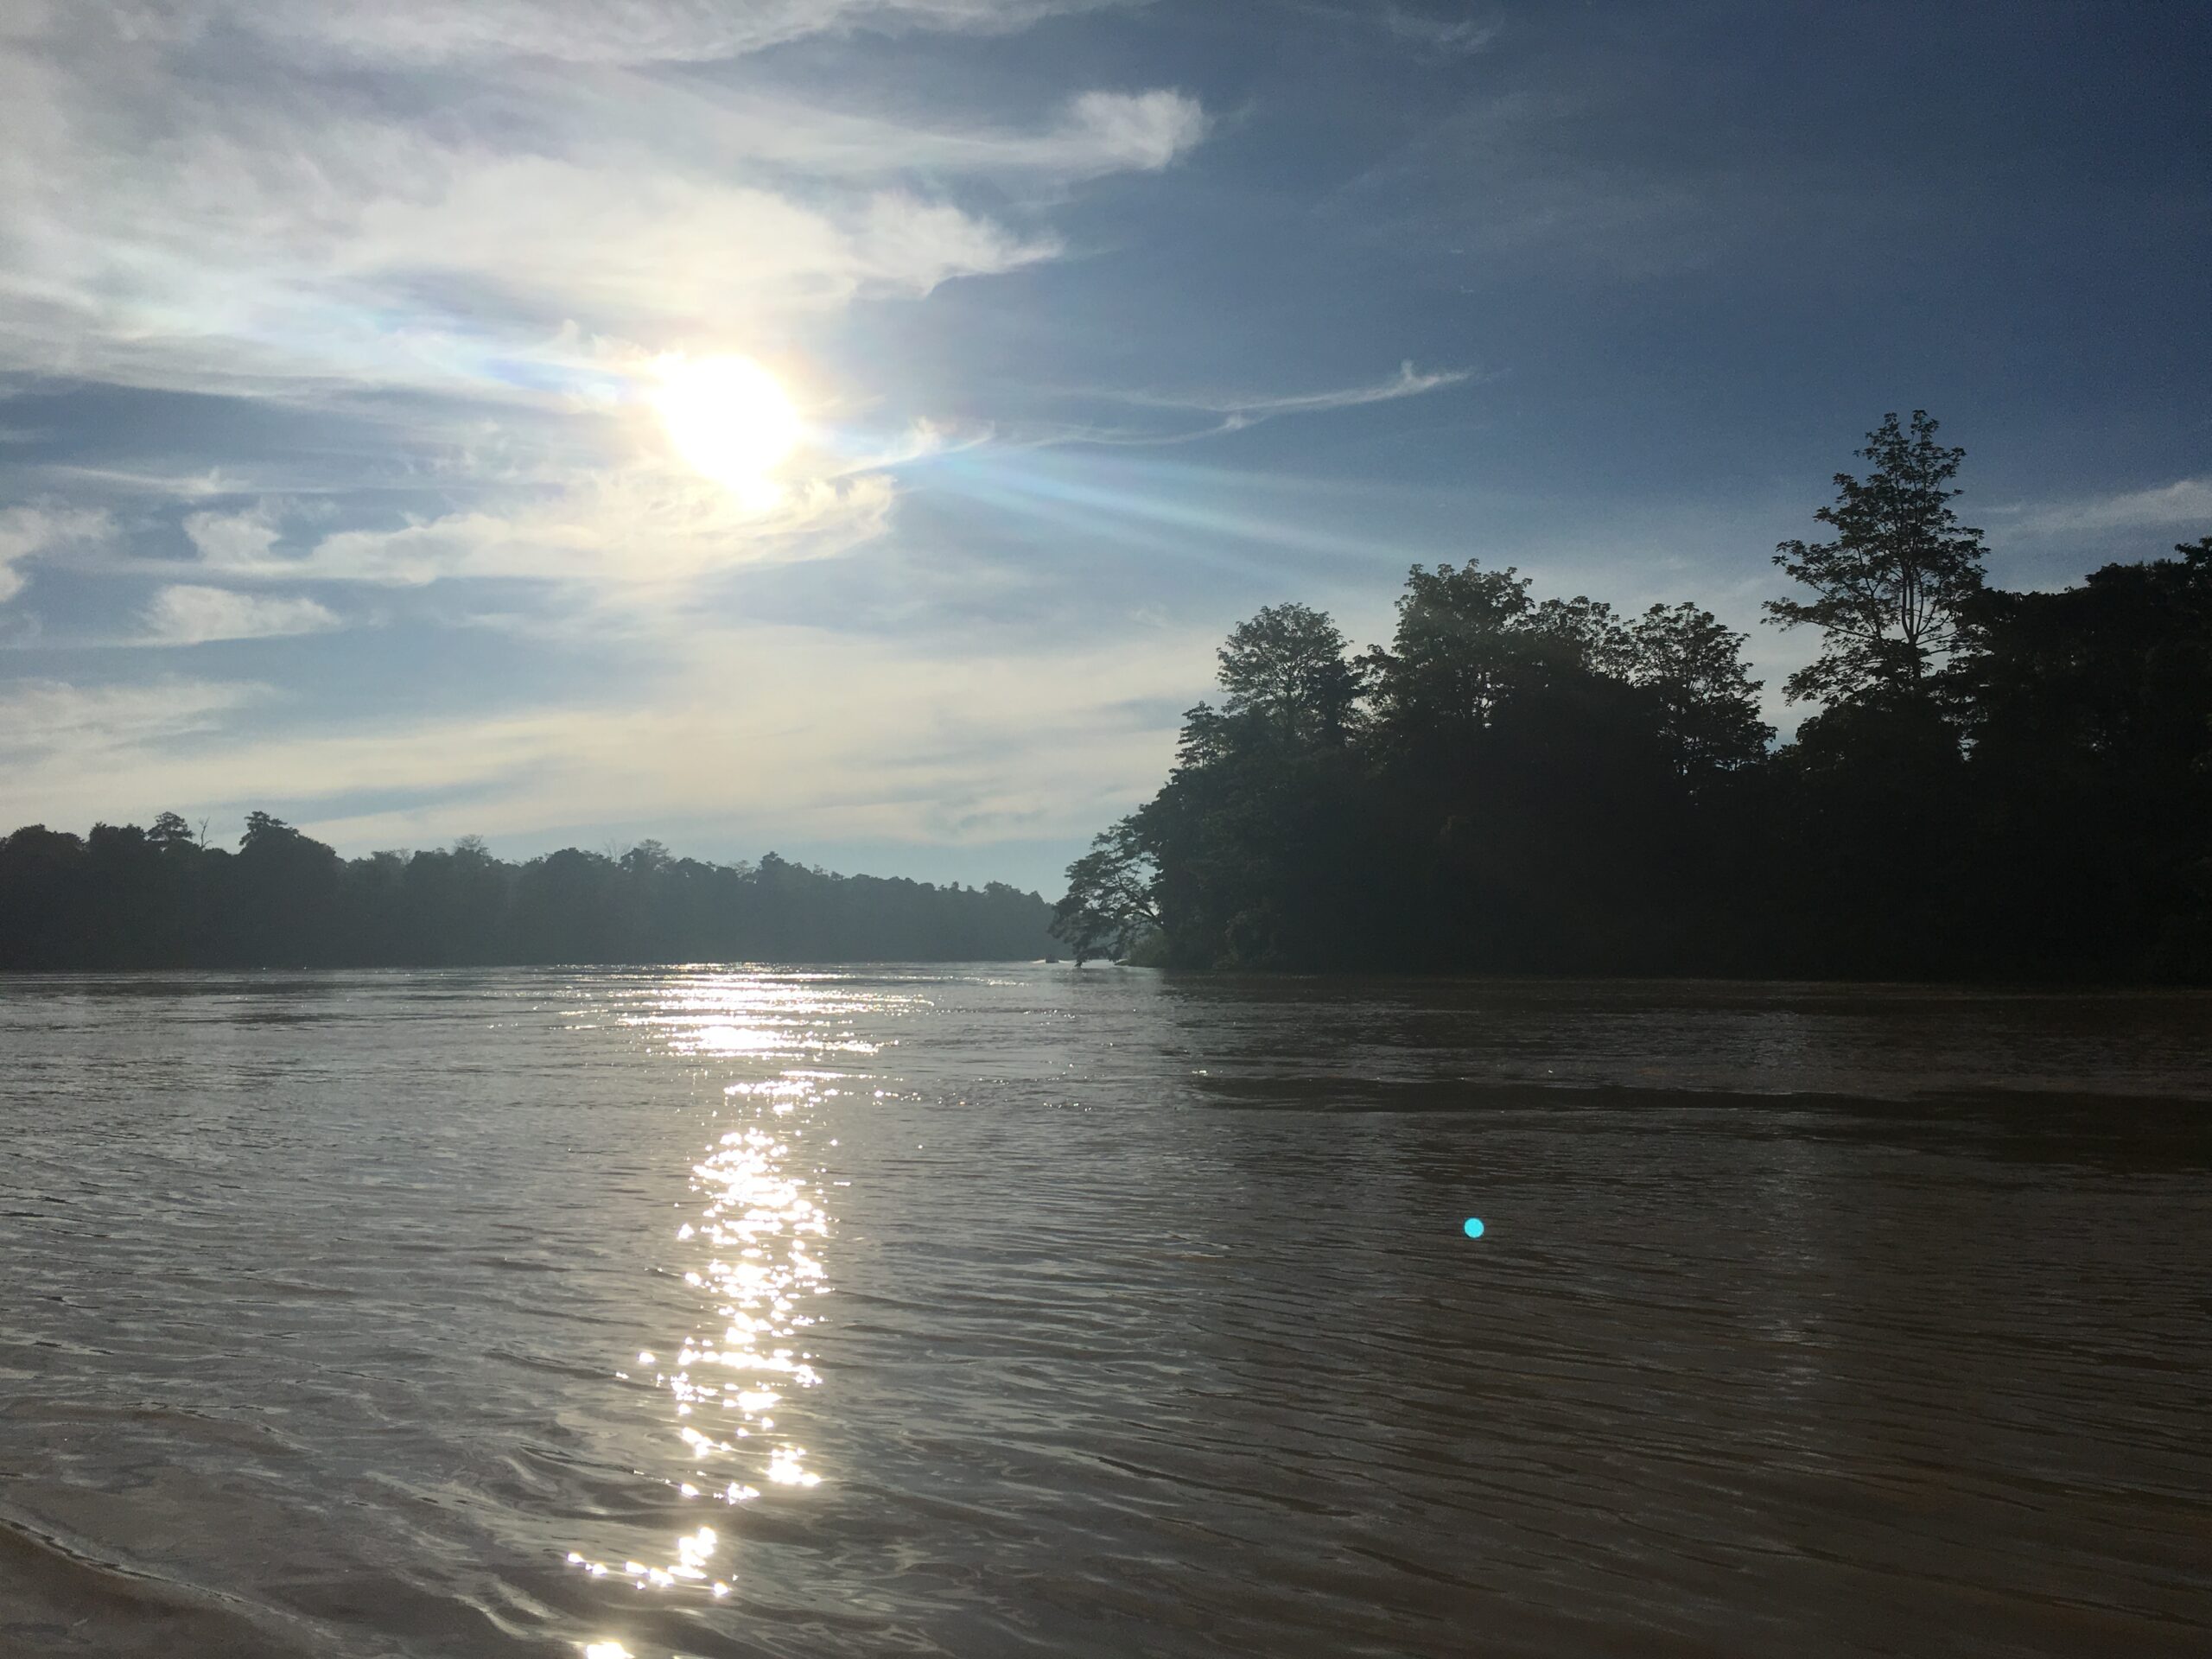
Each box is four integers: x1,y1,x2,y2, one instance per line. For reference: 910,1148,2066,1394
0,822,1058,969
1052,413,2212,981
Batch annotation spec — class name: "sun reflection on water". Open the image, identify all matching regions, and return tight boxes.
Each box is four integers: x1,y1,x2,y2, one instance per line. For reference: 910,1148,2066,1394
568,976,893,1622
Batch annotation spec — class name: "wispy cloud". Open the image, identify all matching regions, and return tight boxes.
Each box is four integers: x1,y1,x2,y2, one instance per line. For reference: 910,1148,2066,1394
0,676,269,761
1378,7,1503,57
1026,358,1478,448
0,0,1217,701
185,0,1135,67
1294,3,1502,60
182,466,899,592
0,0,1516,887
0,505,111,603
1992,477,2212,537
1042,360,1474,446
1141,360,1474,421
0,10,1200,402
141,585,343,646
1055,89,1210,172
0,620,1215,858
632,86,1208,182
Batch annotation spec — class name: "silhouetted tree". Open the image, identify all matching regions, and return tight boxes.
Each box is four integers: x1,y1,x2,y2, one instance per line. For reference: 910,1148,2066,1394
1766,410,1987,703
1216,602,1365,747
13,418,2204,985
1050,422,2207,982
1365,562,1538,741
1050,819,1160,964
1951,535,2212,974
1626,602,1772,775
225,812,341,965
0,822,1058,969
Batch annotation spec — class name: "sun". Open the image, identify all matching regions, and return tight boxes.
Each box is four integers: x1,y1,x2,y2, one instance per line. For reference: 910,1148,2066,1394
652,355,802,499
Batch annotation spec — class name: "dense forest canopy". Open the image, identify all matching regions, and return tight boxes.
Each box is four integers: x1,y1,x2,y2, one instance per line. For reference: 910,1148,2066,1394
1054,413,2212,981
0,817,1058,969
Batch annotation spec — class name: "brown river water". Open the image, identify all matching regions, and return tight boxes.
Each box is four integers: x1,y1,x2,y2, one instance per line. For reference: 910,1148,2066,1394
2,968,2208,1657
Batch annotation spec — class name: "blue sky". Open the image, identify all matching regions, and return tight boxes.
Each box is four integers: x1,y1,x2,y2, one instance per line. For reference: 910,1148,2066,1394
2,0,2207,897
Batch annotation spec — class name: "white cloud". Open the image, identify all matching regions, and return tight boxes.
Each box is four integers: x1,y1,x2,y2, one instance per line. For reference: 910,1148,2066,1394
0,677,267,760
0,506,111,603
142,586,343,645
0,10,1196,399
341,165,1058,334
0,0,1211,662
1047,360,1474,445
165,0,1129,67
181,504,285,569
1186,359,1474,422
1058,90,1209,172
0,0,1232,861
470,83,1205,184
0,112,1063,395
1993,478,2212,537
186,465,898,589
711,86,1207,180
0,622,1213,856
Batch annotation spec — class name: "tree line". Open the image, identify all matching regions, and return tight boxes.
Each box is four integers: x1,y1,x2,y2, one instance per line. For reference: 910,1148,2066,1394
1053,413,2212,981
0,818,1058,969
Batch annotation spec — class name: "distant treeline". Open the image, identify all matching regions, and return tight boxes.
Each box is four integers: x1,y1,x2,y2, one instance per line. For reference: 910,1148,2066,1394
0,822,1058,969
1054,413,2212,981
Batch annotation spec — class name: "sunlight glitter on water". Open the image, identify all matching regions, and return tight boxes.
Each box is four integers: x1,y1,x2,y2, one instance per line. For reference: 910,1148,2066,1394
568,981,873,1601
7,969,2210,1659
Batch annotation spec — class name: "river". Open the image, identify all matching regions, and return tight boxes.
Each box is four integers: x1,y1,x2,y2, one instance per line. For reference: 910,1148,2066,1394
3,967,2208,1656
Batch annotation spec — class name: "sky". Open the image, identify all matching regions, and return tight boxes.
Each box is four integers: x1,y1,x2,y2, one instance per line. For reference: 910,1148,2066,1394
1,0,2207,898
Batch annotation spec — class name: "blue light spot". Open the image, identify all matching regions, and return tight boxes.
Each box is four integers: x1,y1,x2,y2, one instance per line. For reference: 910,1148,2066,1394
1463,1217,1485,1238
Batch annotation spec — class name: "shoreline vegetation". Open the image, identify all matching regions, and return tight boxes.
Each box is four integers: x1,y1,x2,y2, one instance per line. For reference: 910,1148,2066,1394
1052,414,2212,982
5,415,2205,982
0,828,1057,969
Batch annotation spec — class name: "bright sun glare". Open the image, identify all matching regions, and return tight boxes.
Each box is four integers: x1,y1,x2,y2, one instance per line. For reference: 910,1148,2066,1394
653,355,802,501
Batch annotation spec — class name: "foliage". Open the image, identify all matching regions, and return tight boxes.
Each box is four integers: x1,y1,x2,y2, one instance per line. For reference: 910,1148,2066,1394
1363,561,1541,740
1215,602,1366,746
1054,422,2210,982
1051,819,1160,964
1766,410,1988,703
1944,536,2212,975
0,822,1057,969
1625,601,1774,775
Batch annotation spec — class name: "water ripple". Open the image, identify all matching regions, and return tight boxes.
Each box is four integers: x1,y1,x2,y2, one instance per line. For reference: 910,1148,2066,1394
1,968,2208,1657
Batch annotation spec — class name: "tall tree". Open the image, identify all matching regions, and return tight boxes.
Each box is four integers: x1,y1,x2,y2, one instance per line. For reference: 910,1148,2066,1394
1365,562,1535,739
1765,410,1987,704
1367,563,1637,744
1214,602,1363,746
147,810,198,851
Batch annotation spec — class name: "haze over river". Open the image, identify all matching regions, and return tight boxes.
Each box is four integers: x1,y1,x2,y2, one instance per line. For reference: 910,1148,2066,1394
3,968,2208,1657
